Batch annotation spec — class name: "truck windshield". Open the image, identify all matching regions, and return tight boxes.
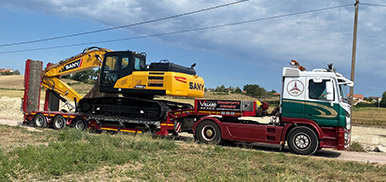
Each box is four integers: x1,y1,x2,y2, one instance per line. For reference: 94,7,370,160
339,84,349,104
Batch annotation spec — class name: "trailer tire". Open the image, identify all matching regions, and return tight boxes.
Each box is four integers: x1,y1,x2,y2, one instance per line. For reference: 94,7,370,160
73,117,88,131
196,120,222,145
287,126,319,155
32,113,47,128
52,115,66,130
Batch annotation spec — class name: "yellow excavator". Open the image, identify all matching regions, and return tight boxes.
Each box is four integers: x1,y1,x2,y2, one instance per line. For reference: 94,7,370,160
42,47,205,121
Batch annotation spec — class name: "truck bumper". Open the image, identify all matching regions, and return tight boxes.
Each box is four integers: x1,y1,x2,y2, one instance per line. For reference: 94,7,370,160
320,127,350,150
337,127,351,150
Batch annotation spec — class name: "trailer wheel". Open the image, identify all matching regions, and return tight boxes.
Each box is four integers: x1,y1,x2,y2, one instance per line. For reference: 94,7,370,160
32,113,47,128
287,126,319,155
73,117,88,130
52,115,66,130
196,120,222,144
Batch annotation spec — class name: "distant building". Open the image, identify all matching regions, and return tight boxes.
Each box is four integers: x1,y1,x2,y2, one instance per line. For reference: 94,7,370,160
0,69,13,73
369,96,381,102
348,94,364,101
273,93,280,96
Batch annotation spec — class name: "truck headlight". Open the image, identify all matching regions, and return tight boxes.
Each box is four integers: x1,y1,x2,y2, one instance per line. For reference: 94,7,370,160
346,117,351,129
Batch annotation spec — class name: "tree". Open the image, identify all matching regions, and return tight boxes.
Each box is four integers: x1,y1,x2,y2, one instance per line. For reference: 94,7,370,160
381,91,386,107
215,85,226,93
243,84,267,98
228,86,235,93
14,70,20,75
233,86,242,94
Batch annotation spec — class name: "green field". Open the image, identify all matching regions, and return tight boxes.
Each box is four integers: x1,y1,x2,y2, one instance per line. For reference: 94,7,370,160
0,125,385,181
352,107,386,127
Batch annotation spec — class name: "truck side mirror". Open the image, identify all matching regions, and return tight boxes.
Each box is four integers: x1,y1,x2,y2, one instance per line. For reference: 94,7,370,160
326,81,334,101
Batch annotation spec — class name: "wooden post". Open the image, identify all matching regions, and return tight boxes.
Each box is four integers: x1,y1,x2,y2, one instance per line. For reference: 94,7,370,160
349,0,359,131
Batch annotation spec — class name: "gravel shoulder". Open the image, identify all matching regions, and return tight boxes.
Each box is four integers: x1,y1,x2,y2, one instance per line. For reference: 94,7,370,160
351,126,386,146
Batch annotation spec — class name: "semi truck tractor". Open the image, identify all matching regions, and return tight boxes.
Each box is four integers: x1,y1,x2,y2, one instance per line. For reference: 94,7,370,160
152,60,353,155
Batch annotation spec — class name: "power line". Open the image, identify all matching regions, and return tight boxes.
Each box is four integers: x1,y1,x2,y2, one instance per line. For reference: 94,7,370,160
361,3,386,8
0,3,352,55
0,0,249,48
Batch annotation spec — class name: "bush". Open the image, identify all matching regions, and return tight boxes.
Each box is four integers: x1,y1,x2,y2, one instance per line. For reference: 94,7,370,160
347,142,366,152
355,102,376,108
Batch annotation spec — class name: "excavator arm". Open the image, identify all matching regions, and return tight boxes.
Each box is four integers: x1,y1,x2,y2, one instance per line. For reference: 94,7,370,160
41,47,111,102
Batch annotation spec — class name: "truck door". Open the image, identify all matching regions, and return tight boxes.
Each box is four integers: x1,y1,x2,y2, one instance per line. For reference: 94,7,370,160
281,77,306,119
305,78,339,127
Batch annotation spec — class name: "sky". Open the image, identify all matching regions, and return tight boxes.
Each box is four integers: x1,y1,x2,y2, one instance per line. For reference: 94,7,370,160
0,0,385,97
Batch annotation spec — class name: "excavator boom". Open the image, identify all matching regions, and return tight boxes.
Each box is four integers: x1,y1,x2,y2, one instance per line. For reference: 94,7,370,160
41,47,110,102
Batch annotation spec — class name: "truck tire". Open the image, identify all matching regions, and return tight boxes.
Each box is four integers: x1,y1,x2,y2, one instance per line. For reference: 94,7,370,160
196,120,222,144
52,115,66,130
287,126,319,155
73,117,88,131
32,113,47,128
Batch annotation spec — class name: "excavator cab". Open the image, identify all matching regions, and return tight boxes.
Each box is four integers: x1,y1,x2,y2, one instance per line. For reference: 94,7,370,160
100,51,146,89
99,49,204,98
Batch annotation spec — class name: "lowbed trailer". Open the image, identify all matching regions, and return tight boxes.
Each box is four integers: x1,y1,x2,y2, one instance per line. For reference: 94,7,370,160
22,59,175,133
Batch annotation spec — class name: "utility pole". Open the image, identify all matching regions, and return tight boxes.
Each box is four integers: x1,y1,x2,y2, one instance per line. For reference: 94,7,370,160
349,0,359,132
350,0,359,107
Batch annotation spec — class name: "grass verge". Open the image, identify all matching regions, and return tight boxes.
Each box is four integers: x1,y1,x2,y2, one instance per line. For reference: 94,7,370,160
0,125,385,181
347,142,366,152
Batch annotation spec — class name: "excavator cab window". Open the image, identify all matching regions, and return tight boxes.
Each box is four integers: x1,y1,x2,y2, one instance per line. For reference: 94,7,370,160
134,57,141,70
122,57,129,70
102,56,119,87
134,56,146,71
100,51,146,90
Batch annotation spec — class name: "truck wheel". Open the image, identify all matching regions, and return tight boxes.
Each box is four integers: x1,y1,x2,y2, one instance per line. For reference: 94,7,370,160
196,120,222,144
52,115,66,130
32,113,47,128
73,117,88,130
287,126,319,155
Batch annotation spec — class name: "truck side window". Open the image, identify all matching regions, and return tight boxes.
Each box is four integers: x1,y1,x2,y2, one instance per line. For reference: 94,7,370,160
309,80,328,100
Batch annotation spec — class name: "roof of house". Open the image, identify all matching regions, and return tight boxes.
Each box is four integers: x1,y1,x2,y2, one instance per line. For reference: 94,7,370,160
0,69,13,73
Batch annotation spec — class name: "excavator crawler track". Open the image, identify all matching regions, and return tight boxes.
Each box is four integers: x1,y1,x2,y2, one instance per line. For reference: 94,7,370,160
77,97,192,124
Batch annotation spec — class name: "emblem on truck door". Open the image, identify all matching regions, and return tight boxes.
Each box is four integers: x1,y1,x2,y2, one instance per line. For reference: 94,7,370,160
287,80,304,97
